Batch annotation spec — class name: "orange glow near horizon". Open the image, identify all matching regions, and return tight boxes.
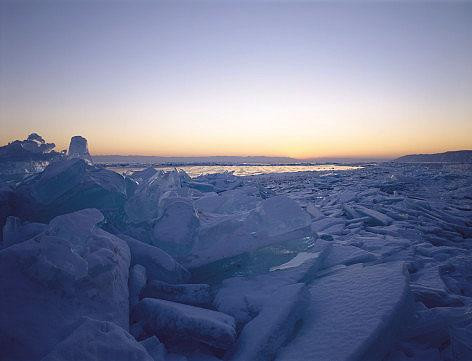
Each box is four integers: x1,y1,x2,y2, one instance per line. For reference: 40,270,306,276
2,75,471,159
2,109,471,159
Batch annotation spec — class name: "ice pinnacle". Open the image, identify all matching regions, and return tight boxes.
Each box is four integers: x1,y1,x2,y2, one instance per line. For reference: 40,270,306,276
67,136,92,164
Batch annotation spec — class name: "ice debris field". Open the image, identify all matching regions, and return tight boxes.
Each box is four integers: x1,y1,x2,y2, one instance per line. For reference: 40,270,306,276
1,136,472,361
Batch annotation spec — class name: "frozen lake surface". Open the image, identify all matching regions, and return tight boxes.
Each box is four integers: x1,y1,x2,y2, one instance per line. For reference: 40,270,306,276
1,159,471,361
106,164,362,177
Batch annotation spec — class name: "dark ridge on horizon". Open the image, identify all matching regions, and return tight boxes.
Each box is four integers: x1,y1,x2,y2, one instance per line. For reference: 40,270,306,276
394,150,472,163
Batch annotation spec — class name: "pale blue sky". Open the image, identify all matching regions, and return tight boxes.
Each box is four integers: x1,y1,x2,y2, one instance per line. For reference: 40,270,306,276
1,1,471,157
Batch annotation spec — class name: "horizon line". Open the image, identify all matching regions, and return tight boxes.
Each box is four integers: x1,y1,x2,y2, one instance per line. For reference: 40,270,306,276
91,154,394,160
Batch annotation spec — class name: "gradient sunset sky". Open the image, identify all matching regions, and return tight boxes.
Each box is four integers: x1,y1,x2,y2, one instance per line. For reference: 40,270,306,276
1,1,471,158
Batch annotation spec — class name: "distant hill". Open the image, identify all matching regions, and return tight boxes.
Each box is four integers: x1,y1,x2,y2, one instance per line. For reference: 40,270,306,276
303,157,390,164
395,150,472,163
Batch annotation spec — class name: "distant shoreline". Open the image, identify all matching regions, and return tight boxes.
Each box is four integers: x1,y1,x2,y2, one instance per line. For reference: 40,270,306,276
98,161,375,168
92,155,389,165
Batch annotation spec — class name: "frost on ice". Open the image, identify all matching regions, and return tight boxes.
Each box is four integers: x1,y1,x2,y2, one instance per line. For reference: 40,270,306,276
1,135,472,361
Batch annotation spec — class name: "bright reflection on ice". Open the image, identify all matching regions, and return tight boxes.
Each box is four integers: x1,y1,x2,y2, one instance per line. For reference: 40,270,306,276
108,164,362,177
270,251,320,271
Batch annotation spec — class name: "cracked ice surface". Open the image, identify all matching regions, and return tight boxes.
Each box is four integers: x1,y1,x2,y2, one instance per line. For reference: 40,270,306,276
0,160,472,361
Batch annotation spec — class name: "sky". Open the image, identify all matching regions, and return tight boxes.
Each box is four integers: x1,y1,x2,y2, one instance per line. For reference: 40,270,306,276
1,1,471,159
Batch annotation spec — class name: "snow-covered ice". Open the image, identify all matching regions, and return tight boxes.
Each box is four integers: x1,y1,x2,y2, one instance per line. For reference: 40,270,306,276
275,262,413,361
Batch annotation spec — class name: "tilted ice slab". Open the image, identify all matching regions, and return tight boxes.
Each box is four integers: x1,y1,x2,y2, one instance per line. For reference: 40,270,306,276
141,280,212,308
30,158,88,205
120,234,190,284
410,262,449,295
133,298,236,350
213,248,328,360
215,247,329,325
125,170,186,223
313,241,377,269
153,199,200,257
227,283,309,361
11,159,127,223
354,205,393,226
193,172,242,192
32,159,126,206
194,186,262,215
275,262,413,361
310,217,345,233
186,195,311,268
129,166,158,183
